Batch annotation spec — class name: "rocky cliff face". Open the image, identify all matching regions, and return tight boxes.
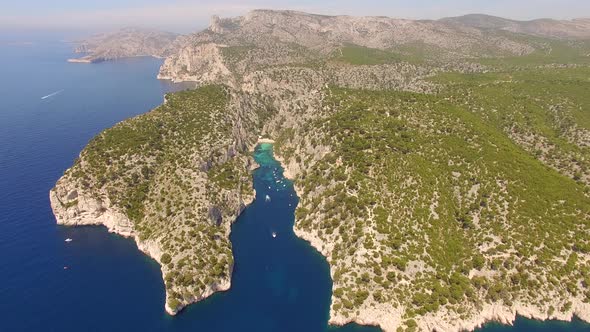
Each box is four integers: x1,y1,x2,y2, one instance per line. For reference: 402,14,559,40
158,43,233,84
50,173,134,236
234,10,534,55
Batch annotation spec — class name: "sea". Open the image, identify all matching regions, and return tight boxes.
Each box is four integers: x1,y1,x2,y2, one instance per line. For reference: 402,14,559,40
0,31,588,332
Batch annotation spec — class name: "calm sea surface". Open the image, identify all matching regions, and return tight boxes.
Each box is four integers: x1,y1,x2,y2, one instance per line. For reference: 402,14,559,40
0,33,587,332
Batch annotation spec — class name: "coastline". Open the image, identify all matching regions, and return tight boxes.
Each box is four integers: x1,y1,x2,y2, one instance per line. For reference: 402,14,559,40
272,147,590,332
49,136,590,330
50,140,257,316
293,203,590,332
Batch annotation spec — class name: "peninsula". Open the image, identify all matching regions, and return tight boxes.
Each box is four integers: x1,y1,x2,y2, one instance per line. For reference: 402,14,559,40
53,10,590,331
67,27,179,63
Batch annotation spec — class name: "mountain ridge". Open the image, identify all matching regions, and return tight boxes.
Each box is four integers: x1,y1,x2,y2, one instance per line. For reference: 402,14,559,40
69,10,590,64
441,13,590,39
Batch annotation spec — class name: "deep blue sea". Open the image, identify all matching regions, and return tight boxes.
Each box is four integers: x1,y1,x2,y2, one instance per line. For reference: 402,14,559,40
0,33,588,332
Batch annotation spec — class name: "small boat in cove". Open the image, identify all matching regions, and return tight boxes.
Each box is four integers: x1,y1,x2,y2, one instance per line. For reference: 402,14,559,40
65,238,73,242
272,232,277,238
265,194,271,202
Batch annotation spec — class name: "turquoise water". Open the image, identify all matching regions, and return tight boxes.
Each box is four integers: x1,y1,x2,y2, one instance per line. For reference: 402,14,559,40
0,33,588,331
157,143,380,331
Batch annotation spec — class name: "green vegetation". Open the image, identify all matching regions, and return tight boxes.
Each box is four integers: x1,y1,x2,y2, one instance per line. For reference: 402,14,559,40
288,60,590,322
479,37,590,68
161,253,172,265
61,85,256,311
333,44,402,65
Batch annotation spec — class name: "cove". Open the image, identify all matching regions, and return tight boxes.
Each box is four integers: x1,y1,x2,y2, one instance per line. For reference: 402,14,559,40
165,143,380,332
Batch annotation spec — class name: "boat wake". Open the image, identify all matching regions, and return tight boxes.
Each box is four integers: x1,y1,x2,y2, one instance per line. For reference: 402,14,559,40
41,89,64,100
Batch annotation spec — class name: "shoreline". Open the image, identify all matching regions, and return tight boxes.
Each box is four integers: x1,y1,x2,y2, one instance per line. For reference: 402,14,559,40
49,134,590,329
293,208,590,332
50,183,255,316
50,135,257,316
49,139,590,330
67,55,163,64
271,146,590,332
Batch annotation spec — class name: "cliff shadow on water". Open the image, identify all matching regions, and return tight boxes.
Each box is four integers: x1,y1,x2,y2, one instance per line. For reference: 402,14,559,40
167,143,380,332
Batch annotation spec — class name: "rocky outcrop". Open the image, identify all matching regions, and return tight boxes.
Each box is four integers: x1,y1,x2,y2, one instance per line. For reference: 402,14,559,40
157,43,232,84
50,183,133,237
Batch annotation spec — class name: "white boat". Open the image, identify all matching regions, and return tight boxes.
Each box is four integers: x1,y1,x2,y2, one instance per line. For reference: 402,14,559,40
272,232,277,238
65,238,73,242
265,194,271,202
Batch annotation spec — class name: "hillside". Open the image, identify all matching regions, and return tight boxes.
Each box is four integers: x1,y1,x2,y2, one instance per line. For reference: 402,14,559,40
442,14,590,39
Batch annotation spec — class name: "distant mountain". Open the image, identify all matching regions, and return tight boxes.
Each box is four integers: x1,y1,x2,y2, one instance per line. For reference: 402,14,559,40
159,10,540,82
70,11,590,66
207,10,534,55
441,14,590,39
68,27,180,63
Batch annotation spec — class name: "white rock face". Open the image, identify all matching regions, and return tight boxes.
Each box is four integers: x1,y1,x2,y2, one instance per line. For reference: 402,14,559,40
50,182,134,237
158,43,232,84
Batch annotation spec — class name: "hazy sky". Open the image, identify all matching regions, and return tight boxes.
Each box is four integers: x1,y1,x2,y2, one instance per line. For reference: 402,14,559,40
2,0,589,32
